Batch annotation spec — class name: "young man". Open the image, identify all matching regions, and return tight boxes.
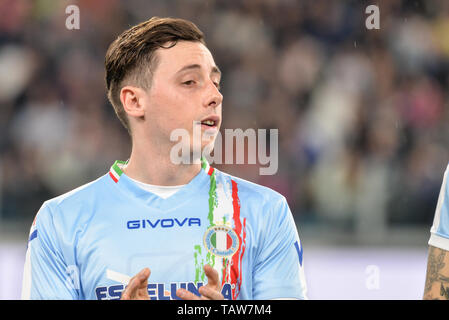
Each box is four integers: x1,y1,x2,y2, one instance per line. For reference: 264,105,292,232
424,163,449,299
21,17,307,300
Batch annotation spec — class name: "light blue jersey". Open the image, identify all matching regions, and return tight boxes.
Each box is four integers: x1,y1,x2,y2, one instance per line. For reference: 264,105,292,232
21,160,307,300
429,163,449,250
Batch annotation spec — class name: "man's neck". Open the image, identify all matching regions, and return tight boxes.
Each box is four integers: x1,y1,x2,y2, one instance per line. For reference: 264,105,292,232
123,143,202,186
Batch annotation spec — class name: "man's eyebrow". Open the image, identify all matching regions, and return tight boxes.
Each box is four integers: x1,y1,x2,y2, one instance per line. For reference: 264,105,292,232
176,64,222,77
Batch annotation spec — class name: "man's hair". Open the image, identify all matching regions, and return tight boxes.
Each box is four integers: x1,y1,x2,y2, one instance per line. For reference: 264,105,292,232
105,17,205,134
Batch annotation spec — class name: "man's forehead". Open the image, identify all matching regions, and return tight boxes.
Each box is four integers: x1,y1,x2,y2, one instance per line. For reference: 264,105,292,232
176,64,221,76
155,41,218,74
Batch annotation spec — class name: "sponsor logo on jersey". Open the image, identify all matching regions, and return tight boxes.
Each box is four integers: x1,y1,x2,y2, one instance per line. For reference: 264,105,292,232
95,282,233,300
127,217,201,229
203,225,239,258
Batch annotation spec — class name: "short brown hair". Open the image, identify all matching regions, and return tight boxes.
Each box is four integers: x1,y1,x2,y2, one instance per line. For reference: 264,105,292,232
105,17,205,134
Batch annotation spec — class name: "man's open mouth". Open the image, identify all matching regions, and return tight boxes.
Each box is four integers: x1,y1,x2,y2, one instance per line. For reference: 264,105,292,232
200,115,220,128
201,119,216,127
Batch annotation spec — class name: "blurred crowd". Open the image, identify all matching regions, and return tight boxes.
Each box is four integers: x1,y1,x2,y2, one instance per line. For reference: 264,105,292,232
0,0,448,236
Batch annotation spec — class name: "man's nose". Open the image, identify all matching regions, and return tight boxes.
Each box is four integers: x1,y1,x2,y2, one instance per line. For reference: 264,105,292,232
205,81,223,108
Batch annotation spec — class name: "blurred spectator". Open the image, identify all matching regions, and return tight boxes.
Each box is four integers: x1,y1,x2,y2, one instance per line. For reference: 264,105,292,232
0,0,448,242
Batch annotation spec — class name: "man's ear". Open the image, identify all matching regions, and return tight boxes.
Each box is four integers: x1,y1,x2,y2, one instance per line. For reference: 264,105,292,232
120,85,146,118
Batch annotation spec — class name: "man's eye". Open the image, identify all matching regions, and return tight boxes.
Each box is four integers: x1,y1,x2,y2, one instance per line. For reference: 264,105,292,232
183,80,195,86
214,82,221,90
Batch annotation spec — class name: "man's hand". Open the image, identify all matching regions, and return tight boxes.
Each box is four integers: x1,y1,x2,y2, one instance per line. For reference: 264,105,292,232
121,268,151,300
176,264,224,300
120,264,224,300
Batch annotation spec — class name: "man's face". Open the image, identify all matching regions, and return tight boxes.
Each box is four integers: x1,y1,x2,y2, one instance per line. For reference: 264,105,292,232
141,40,223,155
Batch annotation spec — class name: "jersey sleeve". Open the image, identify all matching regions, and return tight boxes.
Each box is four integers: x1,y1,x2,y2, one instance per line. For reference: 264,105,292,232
21,203,79,300
252,196,308,300
429,164,449,251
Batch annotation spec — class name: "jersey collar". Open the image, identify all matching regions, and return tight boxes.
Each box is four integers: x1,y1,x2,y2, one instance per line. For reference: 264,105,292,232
107,157,215,211
108,160,128,183
108,158,213,183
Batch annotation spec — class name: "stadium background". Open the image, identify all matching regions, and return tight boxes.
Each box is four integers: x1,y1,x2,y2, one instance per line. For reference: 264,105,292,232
0,0,447,299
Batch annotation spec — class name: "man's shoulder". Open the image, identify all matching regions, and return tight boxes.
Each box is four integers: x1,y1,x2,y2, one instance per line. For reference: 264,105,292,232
45,174,110,208
213,169,293,233
214,168,286,206
36,174,111,225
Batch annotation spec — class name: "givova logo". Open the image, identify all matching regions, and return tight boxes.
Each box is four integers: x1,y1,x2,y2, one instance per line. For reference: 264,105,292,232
127,217,201,229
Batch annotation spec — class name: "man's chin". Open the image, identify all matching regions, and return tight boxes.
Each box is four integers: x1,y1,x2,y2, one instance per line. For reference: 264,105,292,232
191,141,216,156
201,126,219,136
168,142,216,165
